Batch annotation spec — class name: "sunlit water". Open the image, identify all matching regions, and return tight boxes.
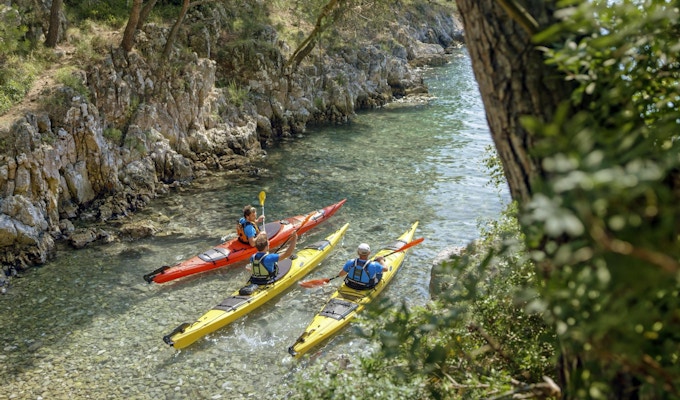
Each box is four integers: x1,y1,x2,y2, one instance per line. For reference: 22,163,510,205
0,50,509,399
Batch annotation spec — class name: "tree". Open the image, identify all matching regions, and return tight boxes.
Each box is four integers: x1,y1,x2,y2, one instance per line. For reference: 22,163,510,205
0,6,29,64
45,0,63,48
137,0,158,30
286,0,341,71
285,0,389,72
120,0,163,52
161,0,190,59
455,0,680,398
121,0,143,52
454,0,572,203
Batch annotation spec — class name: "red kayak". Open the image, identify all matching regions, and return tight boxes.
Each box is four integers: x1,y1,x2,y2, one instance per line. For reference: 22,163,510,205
143,199,346,284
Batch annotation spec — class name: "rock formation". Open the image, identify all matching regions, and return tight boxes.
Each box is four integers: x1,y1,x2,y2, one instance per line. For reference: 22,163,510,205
0,3,463,268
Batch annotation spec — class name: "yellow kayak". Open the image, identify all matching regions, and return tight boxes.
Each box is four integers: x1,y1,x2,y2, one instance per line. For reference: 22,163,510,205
164,223,349,349
288,221,419,358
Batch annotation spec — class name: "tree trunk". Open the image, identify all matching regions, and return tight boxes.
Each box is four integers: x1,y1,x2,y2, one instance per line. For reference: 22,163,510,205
453,0,573,204
286,0,340,71
45,0,63,48
454,1,650,398
162,0,190,60
121,0,143,52
454,0,577,396
137,0,158,29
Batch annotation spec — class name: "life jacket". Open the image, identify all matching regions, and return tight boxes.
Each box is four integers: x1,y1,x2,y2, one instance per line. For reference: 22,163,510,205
237,218,260,244
250,252,278,283
345,259,374,290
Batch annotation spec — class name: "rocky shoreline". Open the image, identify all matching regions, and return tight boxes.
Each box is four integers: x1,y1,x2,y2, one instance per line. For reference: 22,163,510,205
0,3,463,274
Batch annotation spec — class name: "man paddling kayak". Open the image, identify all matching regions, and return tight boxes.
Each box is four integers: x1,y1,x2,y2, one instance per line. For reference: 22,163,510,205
237,205,265,246
249,232,297,285
337,243,386,290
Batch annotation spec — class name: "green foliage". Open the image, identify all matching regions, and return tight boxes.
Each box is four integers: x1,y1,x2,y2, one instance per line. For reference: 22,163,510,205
0,5,30,61
64,0,129,28
0,93,11,116
521,0,680,397
232,1,270,40
104,127,123,144
55,67,89,100
287,353,429,399
226,81,249,108
483,144,506,195
65,25,109,64
0,5,35,115
0,55,39,116
44,88,74,125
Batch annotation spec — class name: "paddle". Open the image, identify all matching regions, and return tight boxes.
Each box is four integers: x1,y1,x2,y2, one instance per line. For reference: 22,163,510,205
258,191,266,232
274,212,314,252
298,237,425,288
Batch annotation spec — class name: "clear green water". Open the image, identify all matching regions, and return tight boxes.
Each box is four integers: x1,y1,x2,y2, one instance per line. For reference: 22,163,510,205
0,50,508,399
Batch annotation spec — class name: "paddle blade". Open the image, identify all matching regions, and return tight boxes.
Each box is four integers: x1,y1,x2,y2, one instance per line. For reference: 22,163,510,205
384,237,425,257
296,212,314,232
400,237,424,251
259,191,266,206
299,278,331,288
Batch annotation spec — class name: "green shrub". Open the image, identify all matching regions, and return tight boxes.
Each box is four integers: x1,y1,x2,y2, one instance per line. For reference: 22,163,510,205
55,67,89,100
64,0,128,28
0,5,29,60
287,355,429,399
0,92,12,116
103,127,123,144
0,55,39,116
226,80,249,108
362,204,556,399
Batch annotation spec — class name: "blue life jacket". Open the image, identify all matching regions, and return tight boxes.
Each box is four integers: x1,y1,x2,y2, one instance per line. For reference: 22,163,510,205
345,259,377,290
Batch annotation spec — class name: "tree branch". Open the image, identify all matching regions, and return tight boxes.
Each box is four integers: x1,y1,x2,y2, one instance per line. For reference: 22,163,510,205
496,0,539,36
487,376,561,400
467,323,518,369
590,224,679,274
162,0,190,59
439,367,490,389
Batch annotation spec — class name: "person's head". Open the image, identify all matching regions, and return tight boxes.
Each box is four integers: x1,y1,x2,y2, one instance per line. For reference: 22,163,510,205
254,232,269,251
243,205,257,220
357,243,370,258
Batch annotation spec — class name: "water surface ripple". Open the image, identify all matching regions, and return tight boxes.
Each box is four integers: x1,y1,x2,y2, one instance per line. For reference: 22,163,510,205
0,50,509,399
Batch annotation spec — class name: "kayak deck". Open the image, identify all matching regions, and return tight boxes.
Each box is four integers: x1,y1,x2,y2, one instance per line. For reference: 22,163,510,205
288,221,419,358
164,223,350,349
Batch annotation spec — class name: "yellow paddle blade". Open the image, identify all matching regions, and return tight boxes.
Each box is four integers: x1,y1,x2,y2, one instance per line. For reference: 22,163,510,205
258,191,266,206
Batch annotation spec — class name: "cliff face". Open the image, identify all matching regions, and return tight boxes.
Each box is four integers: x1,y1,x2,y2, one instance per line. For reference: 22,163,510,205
0,3,463,269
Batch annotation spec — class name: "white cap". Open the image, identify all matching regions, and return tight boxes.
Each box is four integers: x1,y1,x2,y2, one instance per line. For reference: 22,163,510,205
357,243,371,255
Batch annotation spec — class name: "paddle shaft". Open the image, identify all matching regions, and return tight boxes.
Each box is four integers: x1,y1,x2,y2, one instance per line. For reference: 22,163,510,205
380,237,424,259
275,212,314,252
258,191,266,232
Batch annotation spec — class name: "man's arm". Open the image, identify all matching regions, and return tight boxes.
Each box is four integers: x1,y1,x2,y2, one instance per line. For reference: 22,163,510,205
375,256,388,272
279,232,298,259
